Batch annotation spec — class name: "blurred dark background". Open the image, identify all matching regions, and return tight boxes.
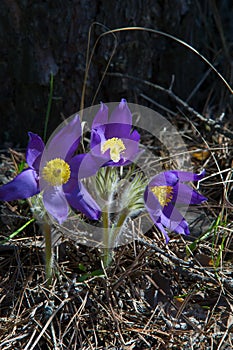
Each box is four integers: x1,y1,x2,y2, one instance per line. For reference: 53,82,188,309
0,0,232,147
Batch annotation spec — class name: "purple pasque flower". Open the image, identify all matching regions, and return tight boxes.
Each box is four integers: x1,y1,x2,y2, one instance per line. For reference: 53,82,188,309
90,99,141,166
0,115,101,224
144,170,207,243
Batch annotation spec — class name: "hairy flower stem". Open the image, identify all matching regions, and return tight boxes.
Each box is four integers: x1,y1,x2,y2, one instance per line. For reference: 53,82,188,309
102,209,129,267
101,166,115,267
111,210,129,245
102,208,111,267
43,221,53,286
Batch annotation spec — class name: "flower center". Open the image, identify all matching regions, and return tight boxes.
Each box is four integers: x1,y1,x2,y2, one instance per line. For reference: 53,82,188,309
101,137,126,163
42,158,71,186
150,185,173,207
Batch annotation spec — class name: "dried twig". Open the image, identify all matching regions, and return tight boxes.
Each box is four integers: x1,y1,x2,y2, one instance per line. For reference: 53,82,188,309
107,72,233,139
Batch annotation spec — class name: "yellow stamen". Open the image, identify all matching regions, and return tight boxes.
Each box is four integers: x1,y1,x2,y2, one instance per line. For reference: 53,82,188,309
150,185,173,206
101,137,126,163
42,158,71,186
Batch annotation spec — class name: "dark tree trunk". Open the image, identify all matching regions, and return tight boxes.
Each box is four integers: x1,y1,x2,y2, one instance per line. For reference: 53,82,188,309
0,0,232,147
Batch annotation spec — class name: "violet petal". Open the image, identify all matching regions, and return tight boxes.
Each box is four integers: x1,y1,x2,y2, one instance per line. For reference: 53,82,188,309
90,125,106,151
0,169,39,201
65,181,101,220
172,183,207,205
161,205,190,235
170,170,205,182
45,114,81,161
43,186,69,224
149,172,178,188
69,153,103,180
154,221,171,243
109,99,132,126
104,123,132,139
92,103,109,128
26,133,44,171
122,137,140,162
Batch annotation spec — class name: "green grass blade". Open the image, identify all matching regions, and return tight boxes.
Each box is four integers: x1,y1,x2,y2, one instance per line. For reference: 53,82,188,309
43,73,54,142
0,218,35,244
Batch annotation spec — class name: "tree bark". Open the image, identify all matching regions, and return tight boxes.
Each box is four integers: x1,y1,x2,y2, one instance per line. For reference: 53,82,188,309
0,0,232,147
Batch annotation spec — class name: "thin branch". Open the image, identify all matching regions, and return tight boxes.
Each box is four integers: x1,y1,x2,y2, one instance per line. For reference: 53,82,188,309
138,238,233,291
107,72,233,139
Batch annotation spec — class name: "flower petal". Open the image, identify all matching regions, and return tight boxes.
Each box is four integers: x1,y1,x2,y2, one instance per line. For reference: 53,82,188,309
90,125,106,151
161,204,190,236
121,135,141,162
91,130,141,167
0,169,39,201
172,183,207,204
144,187,162,214
69,153,103,179
108,99,132,136
45,114,82,162
104,123,132,139
92,102,109,128
43,186,69,224
144,170,206,243
170,170,206,182
65,180,101,220
149,172,178,188
144,190,170,242
90,101,140,167
154,221,171,243
109,99,132,125
26,133,44,171
129,129,141,143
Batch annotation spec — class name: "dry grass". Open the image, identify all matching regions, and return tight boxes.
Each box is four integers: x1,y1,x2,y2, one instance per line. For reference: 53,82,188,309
1,7,233,348
0,112,232,349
